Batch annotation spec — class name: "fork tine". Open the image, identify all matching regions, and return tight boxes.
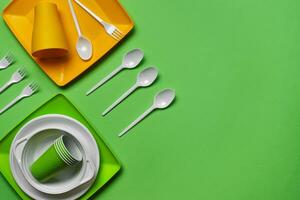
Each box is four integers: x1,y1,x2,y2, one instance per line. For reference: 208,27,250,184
114,34,121,40
17,68,23,75
111,33,120,41
20,68,26,77
115,27,123,34
6,56,13,64
35,85,39,92
22,69,26,76
17,68,22,75
114,30,123,38
113,31,122,40
32,82,38,89
32,83,39,91
31,85,37,92
112,34,119,40
4,55,11,62
115,29,123,36
5,52,14,63
29,82,36,89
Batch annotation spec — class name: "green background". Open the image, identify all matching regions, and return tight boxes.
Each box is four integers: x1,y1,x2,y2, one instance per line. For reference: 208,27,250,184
1,0,300,199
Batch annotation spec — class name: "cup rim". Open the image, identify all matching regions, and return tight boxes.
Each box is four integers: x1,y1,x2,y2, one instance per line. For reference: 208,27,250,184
32,48,69,59
54,140,74,166
60,135,82,162
55,138,75,161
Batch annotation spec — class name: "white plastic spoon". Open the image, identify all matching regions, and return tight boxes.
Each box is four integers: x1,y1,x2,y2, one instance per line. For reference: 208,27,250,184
68,0,92,61
102,67,158,116
86,49,144,96
118,89,176,137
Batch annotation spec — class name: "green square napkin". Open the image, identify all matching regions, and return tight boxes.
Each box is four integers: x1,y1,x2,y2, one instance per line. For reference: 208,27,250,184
0,94,121,200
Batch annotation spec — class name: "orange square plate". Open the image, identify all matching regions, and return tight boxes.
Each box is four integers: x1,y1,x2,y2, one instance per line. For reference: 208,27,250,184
3,0,134,86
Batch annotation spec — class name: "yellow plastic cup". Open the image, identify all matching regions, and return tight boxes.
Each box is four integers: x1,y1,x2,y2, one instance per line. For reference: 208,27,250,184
31,2,69,59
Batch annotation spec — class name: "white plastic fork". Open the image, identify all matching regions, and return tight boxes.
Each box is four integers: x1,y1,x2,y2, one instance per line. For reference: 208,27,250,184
0,52,14,69
73,0,123,40
0,82,39,114
0,68,26,93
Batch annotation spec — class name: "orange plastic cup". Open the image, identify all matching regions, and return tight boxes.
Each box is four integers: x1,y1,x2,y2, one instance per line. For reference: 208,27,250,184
31,2,69,59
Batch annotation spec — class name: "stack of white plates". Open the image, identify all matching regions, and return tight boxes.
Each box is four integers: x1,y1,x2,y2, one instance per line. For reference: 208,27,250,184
9,114,100,200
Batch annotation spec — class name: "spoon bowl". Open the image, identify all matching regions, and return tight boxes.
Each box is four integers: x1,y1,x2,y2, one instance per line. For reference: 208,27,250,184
154,89,176,109
122,49,144,69
76,36,92,60
137,67,158,87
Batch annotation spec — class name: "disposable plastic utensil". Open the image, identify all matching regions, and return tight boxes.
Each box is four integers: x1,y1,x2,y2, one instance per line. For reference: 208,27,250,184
74,0,123,40
86,49,144,95
119,89,176,137
0,82,38,114
0,52,14,69
102,67,158,116
68,0,92,60
0,68,26,93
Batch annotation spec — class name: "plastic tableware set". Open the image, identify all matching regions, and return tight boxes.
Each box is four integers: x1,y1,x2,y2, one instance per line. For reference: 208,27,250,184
1,0,128,198
0,0,175,199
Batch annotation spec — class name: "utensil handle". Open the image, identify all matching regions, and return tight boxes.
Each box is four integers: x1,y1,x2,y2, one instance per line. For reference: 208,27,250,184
119,106,154,137
86,66,123,95
0,81,12,93
102,84,138,116
68,0,82,36
74,0,105,24
0,95,22,114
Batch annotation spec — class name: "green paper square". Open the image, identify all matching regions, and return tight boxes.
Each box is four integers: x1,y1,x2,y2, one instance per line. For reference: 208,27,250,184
0,94,121,200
